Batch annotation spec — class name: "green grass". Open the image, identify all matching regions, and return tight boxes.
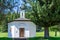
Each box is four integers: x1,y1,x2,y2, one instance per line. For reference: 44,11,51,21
0,32,8,37
0,32,60,37
36,32,44,37
36,31,60,37
0,32,60,40
49,31,60,37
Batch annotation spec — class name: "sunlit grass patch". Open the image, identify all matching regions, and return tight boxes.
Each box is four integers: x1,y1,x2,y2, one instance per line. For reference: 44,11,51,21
36,32,44,37
0,32,8,37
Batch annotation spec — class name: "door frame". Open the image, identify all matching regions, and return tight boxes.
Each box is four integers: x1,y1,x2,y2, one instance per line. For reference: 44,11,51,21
19,28,25,37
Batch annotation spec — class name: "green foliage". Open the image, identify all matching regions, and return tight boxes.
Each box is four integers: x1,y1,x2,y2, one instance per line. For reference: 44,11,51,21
27,0,60,27
0,12,20,32
50,25,60,31
26,0,60,38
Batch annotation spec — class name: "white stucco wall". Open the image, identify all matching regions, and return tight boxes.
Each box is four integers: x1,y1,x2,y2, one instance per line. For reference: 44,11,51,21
8,21,36,38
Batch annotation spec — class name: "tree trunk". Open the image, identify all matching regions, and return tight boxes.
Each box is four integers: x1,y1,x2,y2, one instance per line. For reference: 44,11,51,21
44,27,49,38
55,30,57,36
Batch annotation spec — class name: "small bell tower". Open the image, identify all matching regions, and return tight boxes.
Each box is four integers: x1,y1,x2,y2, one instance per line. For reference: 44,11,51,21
20,10,25,18
20,4,25,18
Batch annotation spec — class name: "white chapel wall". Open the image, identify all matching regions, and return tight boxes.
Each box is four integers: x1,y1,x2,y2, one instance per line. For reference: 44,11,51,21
8,21,36,38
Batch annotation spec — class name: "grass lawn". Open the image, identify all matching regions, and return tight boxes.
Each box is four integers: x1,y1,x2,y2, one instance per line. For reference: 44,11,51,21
36,31,60,37
0,32,60,40
0,32,8,37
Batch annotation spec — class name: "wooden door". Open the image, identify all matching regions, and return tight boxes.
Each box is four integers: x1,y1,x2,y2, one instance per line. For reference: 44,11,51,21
19,28,24,37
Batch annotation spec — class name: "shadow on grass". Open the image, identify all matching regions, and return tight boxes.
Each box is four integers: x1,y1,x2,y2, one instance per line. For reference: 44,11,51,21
0,37,12,40
29,37,60,40
0,37,60,40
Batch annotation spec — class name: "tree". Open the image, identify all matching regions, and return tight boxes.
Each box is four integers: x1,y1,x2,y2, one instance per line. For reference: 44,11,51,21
27,0,60,38
0,0,18,13
37,0,60,38
0,0,20,32
0,13,6,32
